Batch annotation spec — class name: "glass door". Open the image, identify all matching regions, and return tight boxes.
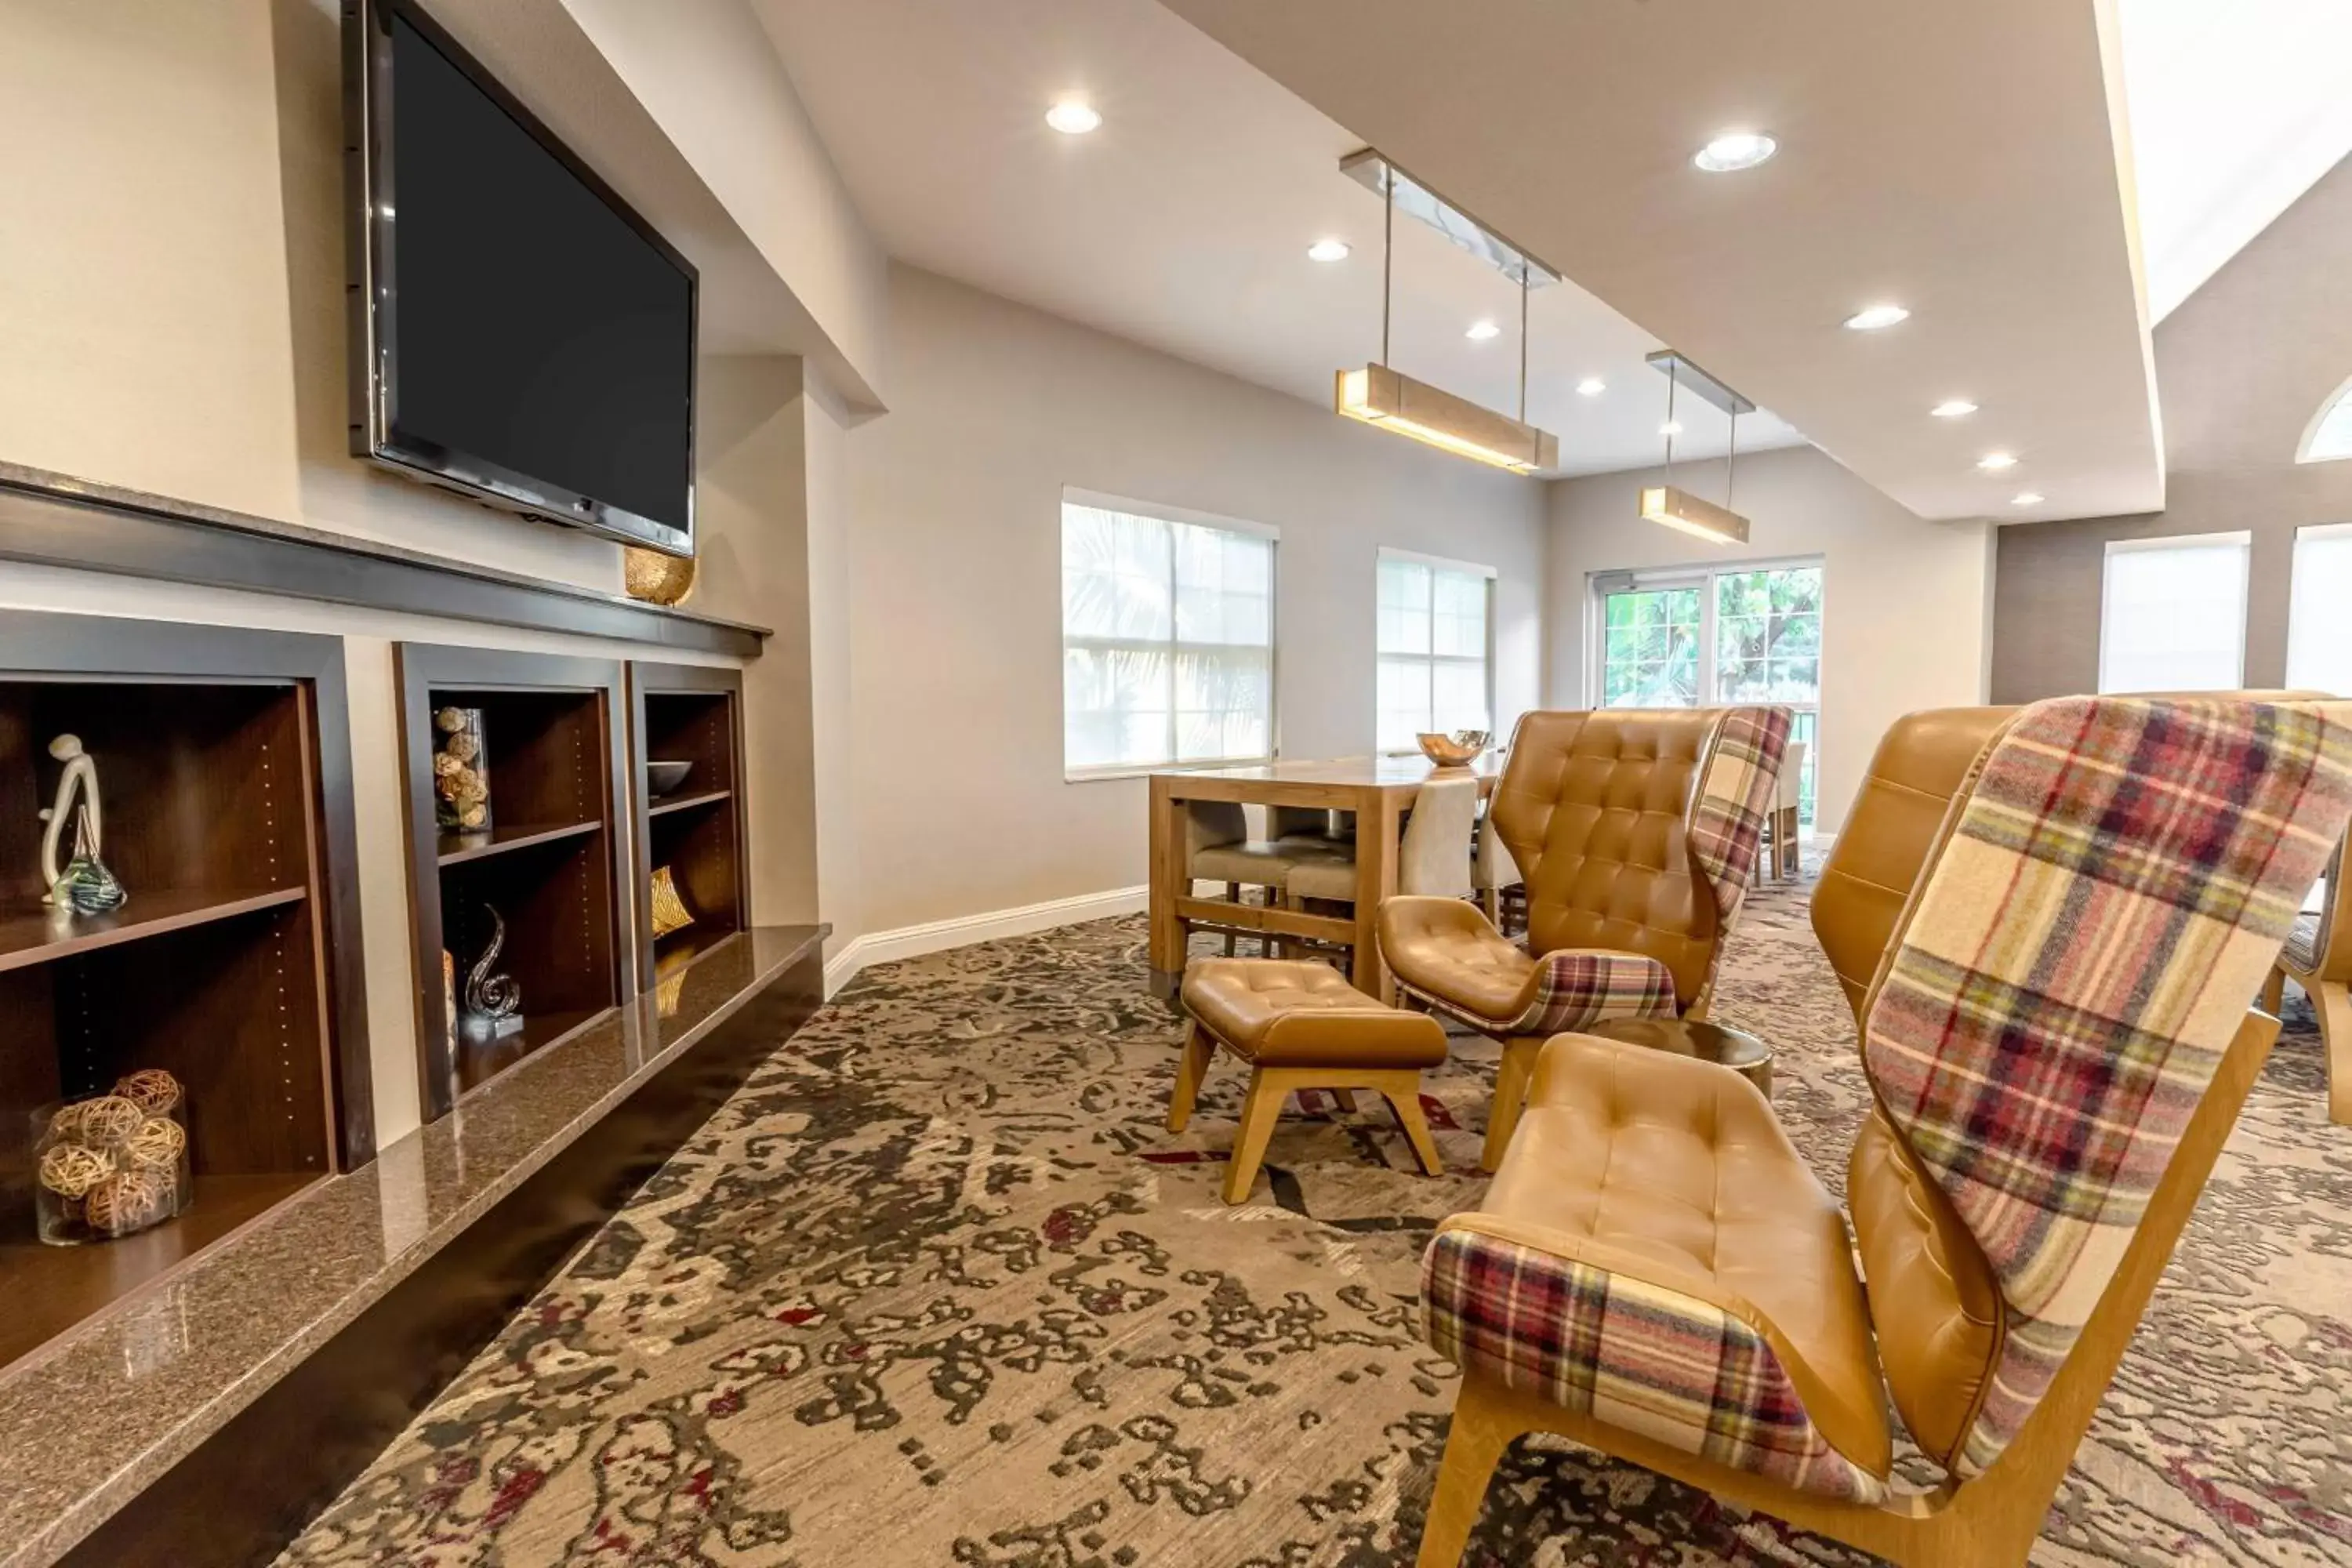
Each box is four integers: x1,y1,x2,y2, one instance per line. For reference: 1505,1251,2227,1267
1595,562,1823,827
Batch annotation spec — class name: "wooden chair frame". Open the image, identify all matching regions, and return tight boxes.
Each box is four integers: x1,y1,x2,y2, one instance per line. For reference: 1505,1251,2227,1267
1417,1007,2279,1568
1167,1021,1443,1204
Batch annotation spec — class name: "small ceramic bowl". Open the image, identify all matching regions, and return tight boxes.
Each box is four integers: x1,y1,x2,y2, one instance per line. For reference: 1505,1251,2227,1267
1417,730,1490,768
646,760,694,797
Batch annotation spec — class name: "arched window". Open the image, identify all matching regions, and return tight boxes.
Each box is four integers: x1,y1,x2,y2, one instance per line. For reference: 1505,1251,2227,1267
2299,376,2352,463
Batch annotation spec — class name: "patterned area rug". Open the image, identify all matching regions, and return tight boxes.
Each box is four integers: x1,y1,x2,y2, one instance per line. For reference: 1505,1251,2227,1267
279,877,2352,1566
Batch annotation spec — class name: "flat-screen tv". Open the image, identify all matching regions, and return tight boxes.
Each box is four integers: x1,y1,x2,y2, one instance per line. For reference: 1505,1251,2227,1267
346,0,697,556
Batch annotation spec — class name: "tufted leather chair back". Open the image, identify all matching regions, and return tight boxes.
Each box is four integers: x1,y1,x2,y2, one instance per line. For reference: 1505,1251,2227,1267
1490,708,1722,1007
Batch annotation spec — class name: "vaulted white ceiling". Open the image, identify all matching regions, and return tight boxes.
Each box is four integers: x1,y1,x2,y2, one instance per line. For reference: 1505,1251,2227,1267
2118,0,2352,325
749,0,1804,476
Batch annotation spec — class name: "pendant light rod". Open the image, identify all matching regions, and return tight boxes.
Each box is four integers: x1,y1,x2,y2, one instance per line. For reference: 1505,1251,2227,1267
1381,162,1394,368
1664,361,1679,484
1518,269,1529,423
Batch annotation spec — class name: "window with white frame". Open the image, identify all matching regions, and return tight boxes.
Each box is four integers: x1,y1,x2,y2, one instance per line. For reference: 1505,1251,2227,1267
2098,532,2249,694
1589,560,1823,826
1061,492,1276,778
1377,550,1494,752
2288,523,2352,692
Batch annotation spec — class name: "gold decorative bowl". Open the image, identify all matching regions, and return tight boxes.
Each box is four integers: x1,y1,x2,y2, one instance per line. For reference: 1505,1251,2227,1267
1417,729,1490,768
624,546,697,606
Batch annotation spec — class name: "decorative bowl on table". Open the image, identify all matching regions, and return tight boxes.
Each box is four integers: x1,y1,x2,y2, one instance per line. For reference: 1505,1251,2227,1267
646,760,694,797
1417,730,1490,768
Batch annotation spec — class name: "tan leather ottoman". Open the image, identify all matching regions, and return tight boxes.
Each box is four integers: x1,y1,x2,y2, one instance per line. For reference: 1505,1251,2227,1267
1172,957,1449,1203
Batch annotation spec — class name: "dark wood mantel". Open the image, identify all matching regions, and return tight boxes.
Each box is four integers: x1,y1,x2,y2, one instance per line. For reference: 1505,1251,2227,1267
0,463,768,659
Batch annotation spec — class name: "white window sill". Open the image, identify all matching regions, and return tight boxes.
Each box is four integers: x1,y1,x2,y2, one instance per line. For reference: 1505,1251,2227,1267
1064,757,1276,785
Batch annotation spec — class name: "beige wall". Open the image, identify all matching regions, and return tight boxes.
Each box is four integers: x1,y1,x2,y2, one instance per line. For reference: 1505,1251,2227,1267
1544,445,1994,834
0,0,862,1149
840,263,1546,940
0,0,626,590
1992,153,2352,699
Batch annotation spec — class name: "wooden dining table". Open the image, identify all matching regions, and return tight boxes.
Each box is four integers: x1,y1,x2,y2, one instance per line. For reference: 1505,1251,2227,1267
1147,752,1506,1002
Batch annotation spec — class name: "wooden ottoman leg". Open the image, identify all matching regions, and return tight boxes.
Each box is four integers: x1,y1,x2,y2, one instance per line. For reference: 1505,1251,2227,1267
1328,1087,1360,1114
1224,1066,1289,1204
1167,1022,1215,1134
1381,1074,1443,1175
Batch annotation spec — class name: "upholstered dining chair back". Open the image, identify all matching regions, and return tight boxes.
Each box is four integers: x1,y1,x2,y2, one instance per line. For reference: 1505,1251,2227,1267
1843,697,2352,1479
1490,706,1786,1012
1396,774,1479,899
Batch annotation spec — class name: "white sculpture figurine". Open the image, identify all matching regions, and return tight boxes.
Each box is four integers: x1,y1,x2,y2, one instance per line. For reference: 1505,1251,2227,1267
39,734,122,912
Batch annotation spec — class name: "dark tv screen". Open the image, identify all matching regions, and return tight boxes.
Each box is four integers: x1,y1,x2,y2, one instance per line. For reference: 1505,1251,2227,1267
372,6,694,549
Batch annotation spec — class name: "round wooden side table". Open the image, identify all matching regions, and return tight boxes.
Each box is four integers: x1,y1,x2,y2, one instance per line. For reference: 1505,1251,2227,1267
1584,1016,1774,1097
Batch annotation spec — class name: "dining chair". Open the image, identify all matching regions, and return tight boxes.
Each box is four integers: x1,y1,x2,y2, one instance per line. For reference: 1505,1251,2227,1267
1471,809,1523,933
1283,773,1479,909
1411,695,2352,1568
1758,738,1807,881
1184,800,1346,956
1379,706,1793,1169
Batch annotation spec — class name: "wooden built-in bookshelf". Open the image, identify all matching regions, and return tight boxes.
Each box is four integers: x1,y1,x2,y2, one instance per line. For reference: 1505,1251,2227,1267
0,615,365,1371
629,662,747,989
395,645,630,1119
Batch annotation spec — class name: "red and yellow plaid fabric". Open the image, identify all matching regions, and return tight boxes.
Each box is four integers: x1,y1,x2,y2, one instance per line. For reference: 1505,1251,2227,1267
1422,1226,1887,1503
1864,697,2352,1477
1501,948,1676,1035
1688,706,1794,920
1682,705,1794,1008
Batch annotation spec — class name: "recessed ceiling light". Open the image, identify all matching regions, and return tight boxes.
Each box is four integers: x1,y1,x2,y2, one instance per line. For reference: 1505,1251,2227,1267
1661,420,1684,437
1693,131,1777,173
1045,100,1102,135
1931,399,1978,419
1465,319,1501,341
1977,452,2019,471
1577,377,1606,397
1844,303,1911,331
1306,238,1350,263
2011,492,2044,506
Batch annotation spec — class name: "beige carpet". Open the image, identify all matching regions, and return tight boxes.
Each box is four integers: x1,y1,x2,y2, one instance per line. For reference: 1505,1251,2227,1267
278,876,2352,1566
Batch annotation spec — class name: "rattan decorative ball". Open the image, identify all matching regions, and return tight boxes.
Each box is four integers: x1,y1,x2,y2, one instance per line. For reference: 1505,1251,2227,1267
41,1100,90,1147
435,706,470,734
85,1167,171,1236
75,1095,145,1149
126,1116,187,1170
434,751,465,779
624,546,697,607
38,1142,114,1200
113,1068,183,1117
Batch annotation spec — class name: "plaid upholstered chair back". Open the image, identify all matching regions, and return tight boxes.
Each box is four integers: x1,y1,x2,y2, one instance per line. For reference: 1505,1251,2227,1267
1850,697,2352,1478
1491,706,1790,1012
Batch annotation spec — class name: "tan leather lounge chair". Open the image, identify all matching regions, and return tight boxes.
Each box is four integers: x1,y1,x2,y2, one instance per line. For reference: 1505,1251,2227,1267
1411,695,2352,1568
1378,706,1792,1170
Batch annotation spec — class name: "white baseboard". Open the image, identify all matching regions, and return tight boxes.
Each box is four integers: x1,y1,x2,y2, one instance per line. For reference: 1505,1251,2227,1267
823,884,1149,996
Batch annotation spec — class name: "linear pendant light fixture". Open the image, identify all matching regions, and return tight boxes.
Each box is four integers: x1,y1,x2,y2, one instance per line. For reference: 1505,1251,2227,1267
1333,151,1559,474
1638,350,1754,543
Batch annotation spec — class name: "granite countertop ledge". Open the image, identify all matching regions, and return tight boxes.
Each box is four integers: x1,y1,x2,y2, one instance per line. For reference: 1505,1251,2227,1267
0,459,773,643
0,924,824,1568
